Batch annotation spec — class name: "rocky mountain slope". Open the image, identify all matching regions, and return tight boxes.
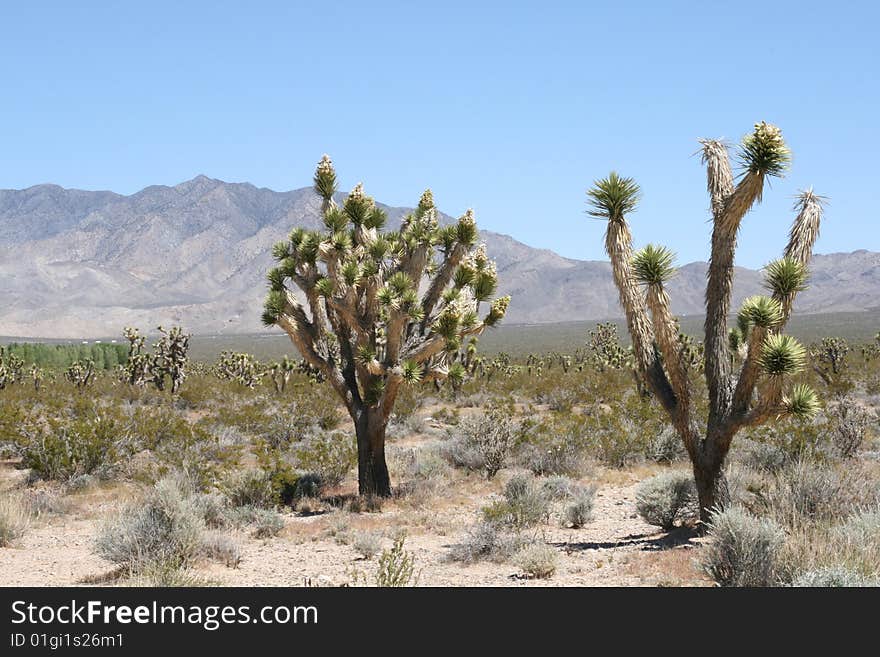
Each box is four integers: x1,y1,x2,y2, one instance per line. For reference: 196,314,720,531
1,177,878,338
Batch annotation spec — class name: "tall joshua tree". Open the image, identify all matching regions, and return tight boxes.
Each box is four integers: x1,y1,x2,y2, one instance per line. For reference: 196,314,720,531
589,122,824,521
263,155,510,497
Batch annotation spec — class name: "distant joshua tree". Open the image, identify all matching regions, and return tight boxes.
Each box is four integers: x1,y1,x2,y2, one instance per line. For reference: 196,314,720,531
263,155,510,497
589,122,824,521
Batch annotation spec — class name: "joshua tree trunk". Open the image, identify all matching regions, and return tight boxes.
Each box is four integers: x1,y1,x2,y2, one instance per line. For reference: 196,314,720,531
355,407,391,497
692,448,731,524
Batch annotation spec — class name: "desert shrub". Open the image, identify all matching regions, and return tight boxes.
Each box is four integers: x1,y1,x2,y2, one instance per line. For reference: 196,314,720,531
448,522,535,564
192,492,229,529
0,493,32,546
765,460,844,526
562,487,596,528
647,425,687,464
702,506,784,587
482,474,551,529
325,513,352,545
442,409,516,479
518,436,586,477
125,562,212,587
432,407,460,426
375,536,416,587
742,416,832,463
540,475,577,500
251,508,284,538
22,488,70,516
513,543,557,579
737,439,788,473
262,409,314,449
150,420,241,491
516,413,589,477
95,478,204,572
832,401,870,459
223,469,277,509
389,447,449,506
353,530,384,560
832,510,880,568
591,415,650,468
200,530,242,568
792,566,878,587
18,409,129,481
293,431,356,488
635,471,696,530
293,472,324,500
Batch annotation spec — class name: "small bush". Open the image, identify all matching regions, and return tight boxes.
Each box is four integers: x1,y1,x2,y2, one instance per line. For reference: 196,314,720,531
540,475,577,500
223,469,277,509
353,530,384,560
563,488,596,528
702,507,784,587
294,431,356,488
0,493,32,546
482,474,551,529
647,426,687,464
95,478,204,572
513,544,557,579
766,460,843,525
737,440,788,474
792,566,878,587
518,439,586,477
18,410,128,482
832,509,880,570
635,471,696,530
249,508,285,538
201,531,242,568
442,410,516,479
375,536,416,587
832,401,870,459
448,522,535,564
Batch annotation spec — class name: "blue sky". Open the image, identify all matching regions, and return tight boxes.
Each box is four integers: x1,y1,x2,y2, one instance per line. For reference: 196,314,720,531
2,1,877,267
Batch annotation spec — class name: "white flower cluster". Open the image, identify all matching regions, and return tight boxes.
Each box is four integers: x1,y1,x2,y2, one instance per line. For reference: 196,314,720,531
316,154,334,175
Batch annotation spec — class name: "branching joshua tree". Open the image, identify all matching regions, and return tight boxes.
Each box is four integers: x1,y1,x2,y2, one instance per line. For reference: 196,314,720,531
263,155,510,496
121,326,190,393
589,122,824,522
0,346,24,389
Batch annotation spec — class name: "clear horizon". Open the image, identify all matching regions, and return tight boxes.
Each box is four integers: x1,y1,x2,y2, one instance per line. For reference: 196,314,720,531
3,1,878,268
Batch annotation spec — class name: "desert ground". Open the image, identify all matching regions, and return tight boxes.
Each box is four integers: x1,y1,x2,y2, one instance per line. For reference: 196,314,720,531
2,330,879,588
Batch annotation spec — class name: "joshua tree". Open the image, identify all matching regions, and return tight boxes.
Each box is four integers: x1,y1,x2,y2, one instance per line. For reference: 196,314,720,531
809,336,851,392
589,122,823,521
267,355,295,394
0,346,24,389
215,351,264,389
65,359,95,389
152,326,190,393
263,155,510,497
29,364,44,392
121,326,190,393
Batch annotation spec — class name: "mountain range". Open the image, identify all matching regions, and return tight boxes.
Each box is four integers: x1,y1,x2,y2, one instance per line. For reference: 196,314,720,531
1,176,878,339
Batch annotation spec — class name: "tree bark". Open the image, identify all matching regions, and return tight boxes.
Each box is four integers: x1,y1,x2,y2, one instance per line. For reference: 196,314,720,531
692,454,731,525
355,408,391,498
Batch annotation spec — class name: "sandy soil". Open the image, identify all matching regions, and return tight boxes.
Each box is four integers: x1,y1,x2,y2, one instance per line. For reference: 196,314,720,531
0,460,709,587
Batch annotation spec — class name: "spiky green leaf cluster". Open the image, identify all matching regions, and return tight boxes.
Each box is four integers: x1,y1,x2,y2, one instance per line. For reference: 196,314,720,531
739,121,791,177
401,360,422,383
586,172,640,221
763,257,807,297
632,244,676,285
739,295,783,329
759,333,806,376
782,384,820,419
